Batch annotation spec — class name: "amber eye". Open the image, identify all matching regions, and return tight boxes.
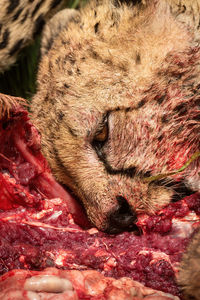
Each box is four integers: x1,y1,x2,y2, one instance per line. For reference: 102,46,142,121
94,122,108,142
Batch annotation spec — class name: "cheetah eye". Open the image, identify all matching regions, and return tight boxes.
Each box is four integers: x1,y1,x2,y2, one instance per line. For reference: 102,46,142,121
93,115,109,144
94,123,108,142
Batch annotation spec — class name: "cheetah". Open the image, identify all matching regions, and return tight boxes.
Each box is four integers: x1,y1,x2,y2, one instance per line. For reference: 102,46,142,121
31,0,200,233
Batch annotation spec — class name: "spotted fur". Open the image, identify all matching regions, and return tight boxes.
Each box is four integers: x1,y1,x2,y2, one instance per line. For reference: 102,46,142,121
32,0,200,227
0,0,65,72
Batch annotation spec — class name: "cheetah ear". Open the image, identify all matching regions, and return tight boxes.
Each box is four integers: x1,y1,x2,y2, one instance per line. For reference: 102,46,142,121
41,9,80,56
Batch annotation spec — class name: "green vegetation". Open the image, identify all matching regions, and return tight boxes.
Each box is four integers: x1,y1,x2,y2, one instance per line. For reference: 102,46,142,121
67,0,88,8
0,37,41,100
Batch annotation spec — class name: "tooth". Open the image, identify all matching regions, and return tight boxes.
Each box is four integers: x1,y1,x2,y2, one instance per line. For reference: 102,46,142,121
24,275,73,293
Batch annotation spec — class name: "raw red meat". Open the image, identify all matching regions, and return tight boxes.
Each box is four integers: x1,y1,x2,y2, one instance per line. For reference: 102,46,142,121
0,97,199,299
1,194,199,299
0,103,89,228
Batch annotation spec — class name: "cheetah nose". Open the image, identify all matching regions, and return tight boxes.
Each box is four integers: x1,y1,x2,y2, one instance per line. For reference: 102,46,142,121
107,196,137,234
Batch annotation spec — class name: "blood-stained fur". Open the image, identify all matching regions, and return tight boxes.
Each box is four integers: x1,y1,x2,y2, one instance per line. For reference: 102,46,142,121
32,0,200,231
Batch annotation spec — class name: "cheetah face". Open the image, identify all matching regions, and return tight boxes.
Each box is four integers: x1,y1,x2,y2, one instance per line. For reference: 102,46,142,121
32,1,200,232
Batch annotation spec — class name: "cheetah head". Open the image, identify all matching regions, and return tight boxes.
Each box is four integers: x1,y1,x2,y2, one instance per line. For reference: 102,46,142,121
32,0,200,232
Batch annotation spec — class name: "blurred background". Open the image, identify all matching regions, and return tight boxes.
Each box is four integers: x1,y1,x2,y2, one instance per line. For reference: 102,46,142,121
0,0,88,100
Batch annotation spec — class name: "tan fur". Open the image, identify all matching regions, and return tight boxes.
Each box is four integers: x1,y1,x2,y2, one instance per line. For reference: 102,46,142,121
0,0,65,72
178,229,200,299
0,93,26,118
31,0,200,231
41,8,80,56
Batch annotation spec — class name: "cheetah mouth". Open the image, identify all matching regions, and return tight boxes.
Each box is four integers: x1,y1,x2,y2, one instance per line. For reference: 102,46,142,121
152,178,195,202
170,182,195,202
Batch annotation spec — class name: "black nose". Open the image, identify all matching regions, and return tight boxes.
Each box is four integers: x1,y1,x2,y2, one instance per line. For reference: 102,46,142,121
107,196,137,234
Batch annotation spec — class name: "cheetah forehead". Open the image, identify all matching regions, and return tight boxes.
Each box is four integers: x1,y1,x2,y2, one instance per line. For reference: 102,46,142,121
42,0,192,88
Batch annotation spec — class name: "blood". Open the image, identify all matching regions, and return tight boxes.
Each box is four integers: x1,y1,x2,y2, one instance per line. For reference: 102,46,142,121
0,107,89,227
0,106,199,298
